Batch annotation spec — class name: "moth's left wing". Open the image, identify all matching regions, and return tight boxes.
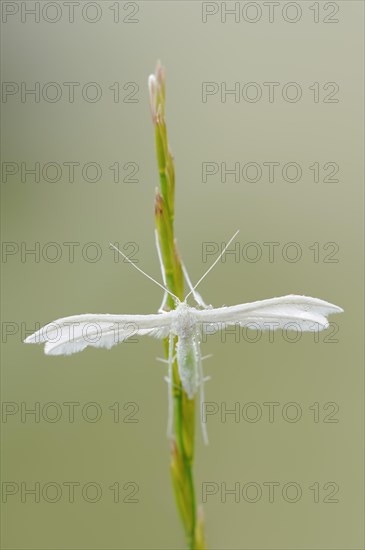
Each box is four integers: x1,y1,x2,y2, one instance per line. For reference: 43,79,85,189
194,295,343,331
24,312,174,356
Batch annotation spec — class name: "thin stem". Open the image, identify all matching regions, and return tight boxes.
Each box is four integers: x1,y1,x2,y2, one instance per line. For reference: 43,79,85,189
150,62,206,549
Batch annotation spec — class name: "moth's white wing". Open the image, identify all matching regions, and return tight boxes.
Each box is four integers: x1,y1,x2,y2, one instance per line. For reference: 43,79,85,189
24,313,174,356
195,295,343,331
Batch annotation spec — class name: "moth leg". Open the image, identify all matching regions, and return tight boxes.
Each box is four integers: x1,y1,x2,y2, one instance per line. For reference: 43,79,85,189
181,260,210,309
195,331,209,445
199,355,212,382
156,355,176,364
155,230,169,313
201,354,212,383
199,365,209,445
163,376,180,390
166,332,174,439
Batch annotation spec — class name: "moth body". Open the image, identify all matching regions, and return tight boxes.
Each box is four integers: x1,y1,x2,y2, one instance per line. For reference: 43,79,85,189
172,302,202,399
171,302,197,337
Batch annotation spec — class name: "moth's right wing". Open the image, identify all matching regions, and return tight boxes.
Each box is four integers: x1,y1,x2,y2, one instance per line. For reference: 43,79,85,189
24,312,174,356
194,295,343,332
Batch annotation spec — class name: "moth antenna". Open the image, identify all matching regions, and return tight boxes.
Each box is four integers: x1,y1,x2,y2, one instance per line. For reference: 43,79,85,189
154,229,170,312
181,260,208,308
110,243,179,302
185,230,240,301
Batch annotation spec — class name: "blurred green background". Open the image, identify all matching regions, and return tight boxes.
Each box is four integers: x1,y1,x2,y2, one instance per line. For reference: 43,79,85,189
1,1,363,548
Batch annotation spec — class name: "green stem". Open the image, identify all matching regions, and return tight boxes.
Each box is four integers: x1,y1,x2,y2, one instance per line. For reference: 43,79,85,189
150,62,206,549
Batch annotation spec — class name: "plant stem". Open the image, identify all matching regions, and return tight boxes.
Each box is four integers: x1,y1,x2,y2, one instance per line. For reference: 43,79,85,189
149,61,206,550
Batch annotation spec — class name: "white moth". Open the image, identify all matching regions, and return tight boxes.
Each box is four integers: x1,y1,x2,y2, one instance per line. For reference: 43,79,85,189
25,230,343,443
